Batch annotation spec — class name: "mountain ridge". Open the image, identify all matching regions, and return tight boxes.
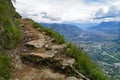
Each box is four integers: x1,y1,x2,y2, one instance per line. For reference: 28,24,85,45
89,21,120,35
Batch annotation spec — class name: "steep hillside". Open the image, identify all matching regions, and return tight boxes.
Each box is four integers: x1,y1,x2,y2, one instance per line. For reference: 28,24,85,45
0,0,22,79
0,0,109,80
0,0,22,49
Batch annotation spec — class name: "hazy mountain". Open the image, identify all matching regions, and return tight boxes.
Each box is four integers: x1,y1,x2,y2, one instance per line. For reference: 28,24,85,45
89,21,120,35
40,23,82,41
62,22,98,29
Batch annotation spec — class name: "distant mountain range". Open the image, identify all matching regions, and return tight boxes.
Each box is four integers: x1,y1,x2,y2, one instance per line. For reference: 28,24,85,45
66,22,98,29
40,23,82,41
89,21,120,35
41,21,120,42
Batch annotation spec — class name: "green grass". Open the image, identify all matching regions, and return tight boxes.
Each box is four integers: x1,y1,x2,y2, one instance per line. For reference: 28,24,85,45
0,20,22,49
0,0,22,79
0,0,22,49
0,53,11,80
64,43,110,80
33,22,66,44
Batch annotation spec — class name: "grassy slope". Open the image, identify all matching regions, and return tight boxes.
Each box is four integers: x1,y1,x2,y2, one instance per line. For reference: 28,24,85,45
0,0,22,79
64,43,110,80
0,0,22,49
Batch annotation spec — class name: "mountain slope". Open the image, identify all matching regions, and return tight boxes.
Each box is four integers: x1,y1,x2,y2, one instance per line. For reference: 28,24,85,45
9,19,108,80
0,0,109,80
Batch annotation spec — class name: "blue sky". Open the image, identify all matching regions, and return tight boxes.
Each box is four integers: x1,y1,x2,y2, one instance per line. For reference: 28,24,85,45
13,0,120,23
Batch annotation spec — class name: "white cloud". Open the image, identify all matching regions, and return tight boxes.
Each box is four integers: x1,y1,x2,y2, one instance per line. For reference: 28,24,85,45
94,4,120,22
13,0,120,23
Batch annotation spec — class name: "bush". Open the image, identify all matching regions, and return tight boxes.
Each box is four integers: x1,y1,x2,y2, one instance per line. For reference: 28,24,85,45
64,43,109,80
33,22,66,44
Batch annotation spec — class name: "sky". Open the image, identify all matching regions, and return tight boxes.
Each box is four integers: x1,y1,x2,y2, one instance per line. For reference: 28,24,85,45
12,0,120,23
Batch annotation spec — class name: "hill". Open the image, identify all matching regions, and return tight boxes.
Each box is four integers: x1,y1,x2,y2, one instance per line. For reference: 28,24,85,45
0,0,109,80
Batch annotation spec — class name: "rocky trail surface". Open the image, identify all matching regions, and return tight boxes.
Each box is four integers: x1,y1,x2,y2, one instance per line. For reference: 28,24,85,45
9,19,88,80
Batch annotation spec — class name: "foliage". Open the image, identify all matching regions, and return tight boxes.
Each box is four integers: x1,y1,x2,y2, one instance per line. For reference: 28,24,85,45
33,22,66,44
0,53,11,80
64,43,110,80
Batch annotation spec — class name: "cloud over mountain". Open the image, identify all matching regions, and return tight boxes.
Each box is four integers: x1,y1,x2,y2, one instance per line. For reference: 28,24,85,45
95,5,120,22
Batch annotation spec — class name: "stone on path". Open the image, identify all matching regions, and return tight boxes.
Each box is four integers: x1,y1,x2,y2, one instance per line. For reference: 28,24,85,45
26,39,46,48
29,52,54,58
62,58,75,66
67,76,83,80
40,69,65,80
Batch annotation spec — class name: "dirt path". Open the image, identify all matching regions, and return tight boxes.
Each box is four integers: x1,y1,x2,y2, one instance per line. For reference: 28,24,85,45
9,19,84,80
9,19,64,80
